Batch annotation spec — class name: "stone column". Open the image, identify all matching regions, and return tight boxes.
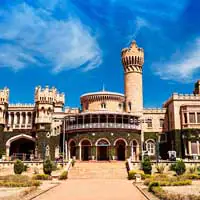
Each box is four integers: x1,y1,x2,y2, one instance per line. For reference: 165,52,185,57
197,141,200,155
188,141,192,155
25,112,28,126
79,145,82,161
8,112,11,125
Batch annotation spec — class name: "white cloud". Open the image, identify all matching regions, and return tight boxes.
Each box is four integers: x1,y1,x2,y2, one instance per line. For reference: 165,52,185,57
0,3,102,72
154,39,200,82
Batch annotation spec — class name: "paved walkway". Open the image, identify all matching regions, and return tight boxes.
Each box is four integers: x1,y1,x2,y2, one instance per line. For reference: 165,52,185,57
33,179,147,200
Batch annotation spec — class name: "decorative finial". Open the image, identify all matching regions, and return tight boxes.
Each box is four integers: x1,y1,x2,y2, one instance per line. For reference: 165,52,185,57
102,84,105,91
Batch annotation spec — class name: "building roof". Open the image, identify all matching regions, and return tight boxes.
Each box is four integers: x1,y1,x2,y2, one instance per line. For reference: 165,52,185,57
81,90,124,98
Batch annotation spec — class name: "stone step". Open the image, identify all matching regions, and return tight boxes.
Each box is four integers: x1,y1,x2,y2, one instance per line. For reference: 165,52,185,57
69,162,127,179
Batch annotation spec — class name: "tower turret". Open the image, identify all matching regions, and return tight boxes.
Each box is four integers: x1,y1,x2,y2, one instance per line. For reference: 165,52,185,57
34,86,65,124
121,41,144,114
0,87,9,125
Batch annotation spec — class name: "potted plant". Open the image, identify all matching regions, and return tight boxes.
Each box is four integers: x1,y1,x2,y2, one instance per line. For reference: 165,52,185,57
91,146,96,160
110,147,116,160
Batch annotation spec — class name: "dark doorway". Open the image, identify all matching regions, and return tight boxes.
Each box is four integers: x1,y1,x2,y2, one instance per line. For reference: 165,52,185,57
81,140,91,161
97,139,110,160
116,140,126,161
98,146,108,160
69,141,76,159
10,138,35,160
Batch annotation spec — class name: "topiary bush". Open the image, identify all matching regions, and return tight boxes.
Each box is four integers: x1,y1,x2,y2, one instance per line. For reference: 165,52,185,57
14,160,24,175
169,163,176,171
71,159,75,167
43,159,53,175
175,160,186,175
59,171,68,180
141,156,152,174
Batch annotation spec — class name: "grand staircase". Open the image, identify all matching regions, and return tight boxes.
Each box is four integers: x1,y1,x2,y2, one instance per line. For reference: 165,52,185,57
68,161,127,179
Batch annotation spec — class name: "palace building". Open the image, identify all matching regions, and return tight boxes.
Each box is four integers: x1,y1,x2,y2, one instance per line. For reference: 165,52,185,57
0,41,200,161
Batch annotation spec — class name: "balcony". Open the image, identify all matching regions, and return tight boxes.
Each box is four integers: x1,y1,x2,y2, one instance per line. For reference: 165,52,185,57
35,117,52,124
65,113,140,132
66,122,140,131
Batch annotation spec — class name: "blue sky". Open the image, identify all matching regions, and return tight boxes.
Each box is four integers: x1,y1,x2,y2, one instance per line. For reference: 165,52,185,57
0,0,200,108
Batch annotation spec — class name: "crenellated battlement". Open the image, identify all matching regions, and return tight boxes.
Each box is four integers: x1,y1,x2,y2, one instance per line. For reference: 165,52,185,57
35,85,65,105
143,108,167,114
121,41,144,73
163,93,200,107
9,104,34,108
0,87,9,104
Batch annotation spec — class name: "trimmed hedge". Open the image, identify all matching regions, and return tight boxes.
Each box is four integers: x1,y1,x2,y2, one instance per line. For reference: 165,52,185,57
128,170,146,180
32,174,52,180
0,175,41,187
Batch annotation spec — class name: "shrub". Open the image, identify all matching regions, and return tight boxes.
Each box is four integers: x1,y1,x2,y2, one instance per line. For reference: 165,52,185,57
128,170,145,180
14,159,24,175
188,166,196,174
23,165,29,172
0,175,41,187
175,160,186,175
141,156,152,174
148,181,160,192
156,164,165,174
43,159,53,175
125,161,129,172
59,171,68,180
182,174,200,180
71,159,75,167
32,174,52,180
169,163,176,171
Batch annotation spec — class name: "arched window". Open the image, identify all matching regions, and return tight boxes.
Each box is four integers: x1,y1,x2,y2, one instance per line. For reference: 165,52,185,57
146,140,155,155
101,102,106,109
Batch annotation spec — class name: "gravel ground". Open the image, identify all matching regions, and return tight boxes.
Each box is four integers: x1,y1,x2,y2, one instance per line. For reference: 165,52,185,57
164,181,200,196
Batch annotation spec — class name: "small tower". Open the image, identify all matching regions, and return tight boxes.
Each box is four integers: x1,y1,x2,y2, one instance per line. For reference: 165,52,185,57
121,41,144,114
34,86,65,125
0,87,9,126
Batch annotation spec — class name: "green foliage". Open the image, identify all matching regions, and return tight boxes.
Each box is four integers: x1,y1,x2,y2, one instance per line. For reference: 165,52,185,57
144,174,192,187
128,170,146,180
43,159,53,175
14,159,24,175
188,166,196,174
23,165,29,172
175,160,186,175
59,171,68,180
141,156,152,174
169,163,176,171
148,181,160,192
156,164,165,174
0,149,5,159
182,174,200,180
71,159,75,167
32,174,52,180
0,175,41,187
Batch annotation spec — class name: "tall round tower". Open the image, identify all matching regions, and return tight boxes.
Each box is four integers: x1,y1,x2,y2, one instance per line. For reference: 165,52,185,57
121,41,144,114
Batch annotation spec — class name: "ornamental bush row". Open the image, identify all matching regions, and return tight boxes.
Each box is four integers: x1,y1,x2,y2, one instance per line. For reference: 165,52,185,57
150,185,200,200
32,174,52,180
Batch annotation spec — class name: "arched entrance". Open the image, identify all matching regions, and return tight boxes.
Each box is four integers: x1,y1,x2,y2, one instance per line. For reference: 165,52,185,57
6,134,36,161
115,140,126,161
81,140,91,161
96,139,110,160
69,140,76,159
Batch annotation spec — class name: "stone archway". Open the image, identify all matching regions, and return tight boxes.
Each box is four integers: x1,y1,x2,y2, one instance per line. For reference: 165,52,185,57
80,139,92,161
96,138,110,161
115,139,126,161
6,134,36,160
